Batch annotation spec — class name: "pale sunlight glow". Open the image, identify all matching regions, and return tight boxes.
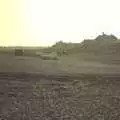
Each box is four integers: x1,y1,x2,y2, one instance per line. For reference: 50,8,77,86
0,0,120,46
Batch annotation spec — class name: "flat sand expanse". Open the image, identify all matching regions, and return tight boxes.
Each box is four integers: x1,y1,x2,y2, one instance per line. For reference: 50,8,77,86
0,55,120,74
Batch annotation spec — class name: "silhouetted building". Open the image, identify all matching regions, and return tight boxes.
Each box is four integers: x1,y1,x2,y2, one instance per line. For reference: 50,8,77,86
95,33,117,42
15,49,24,56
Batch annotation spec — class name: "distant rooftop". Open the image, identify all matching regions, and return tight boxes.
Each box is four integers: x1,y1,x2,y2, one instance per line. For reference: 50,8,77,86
95,32,117,42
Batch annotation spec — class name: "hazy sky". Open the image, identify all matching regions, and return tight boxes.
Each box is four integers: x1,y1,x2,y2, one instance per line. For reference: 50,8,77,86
0,0,120,46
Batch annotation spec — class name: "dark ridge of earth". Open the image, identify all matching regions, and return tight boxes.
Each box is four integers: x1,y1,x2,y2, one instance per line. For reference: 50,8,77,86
0,72,120,120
